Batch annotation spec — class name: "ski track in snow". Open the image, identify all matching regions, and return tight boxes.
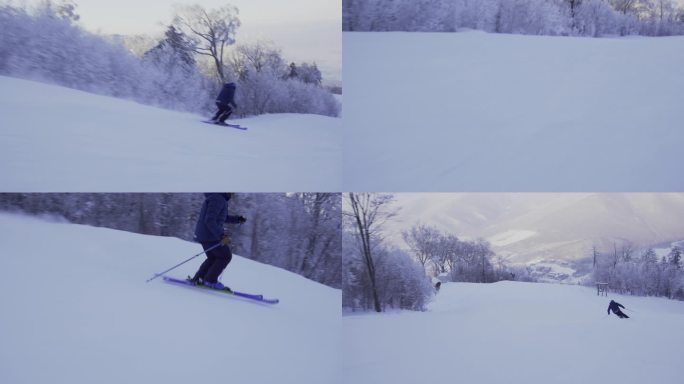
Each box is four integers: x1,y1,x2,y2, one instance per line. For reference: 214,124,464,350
0,213,341,384
343,281,684,384
0,76,341,192
343,31,684,191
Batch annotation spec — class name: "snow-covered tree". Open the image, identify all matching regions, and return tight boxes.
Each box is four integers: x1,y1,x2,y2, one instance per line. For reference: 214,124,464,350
374,248,434,311
0,193,341,288
402,223,442,269
342,0,684,36
610,0,641,14
224,42,339,116
142,26,213,111
400,223,514,284
227,42,287,80
172,4,241,82
668,246,682,268
296,193,342,287
343,234,434,312
575,0,620,36
291,62,323,86
591,242,684,300
145,25,195,67
0,2,339,117
344,193,397,312
32,0,80,23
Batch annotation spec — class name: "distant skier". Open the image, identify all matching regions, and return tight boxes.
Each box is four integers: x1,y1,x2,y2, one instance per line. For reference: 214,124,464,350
189,193,246,290
209,82,237,125
607,300,629,318
435,281,442,292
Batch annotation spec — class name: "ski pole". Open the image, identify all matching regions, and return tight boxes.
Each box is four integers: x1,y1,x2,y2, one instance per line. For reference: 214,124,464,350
145,242,222,283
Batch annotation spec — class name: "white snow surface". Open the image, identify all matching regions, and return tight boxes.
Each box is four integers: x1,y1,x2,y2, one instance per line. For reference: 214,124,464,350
488,229,537,246
0,213,341,384
343,281,684,384
343,31,684,191
0,76,341,191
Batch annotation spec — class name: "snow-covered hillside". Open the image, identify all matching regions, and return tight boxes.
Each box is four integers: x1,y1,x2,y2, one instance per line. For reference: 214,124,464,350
344,281,684,384
343,31,684,191
0,76,341,191
0,213,341,384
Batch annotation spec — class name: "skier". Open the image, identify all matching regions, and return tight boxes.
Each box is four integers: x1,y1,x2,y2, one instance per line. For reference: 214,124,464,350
607,299,629,318
435,281,442,292
189,193,246,290
209,82,237,125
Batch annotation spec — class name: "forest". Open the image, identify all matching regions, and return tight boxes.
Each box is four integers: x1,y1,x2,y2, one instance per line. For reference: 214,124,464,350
343,0,684,36
589,242,684,299
0,193,341,288
0,1,339,117
343,193,531,312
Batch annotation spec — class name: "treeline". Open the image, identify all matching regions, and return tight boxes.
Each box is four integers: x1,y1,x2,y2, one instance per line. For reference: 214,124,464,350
343,194,531,313
225,42,339,116
343,0,684,37
0,193,341,288
0,1,339,117
402,223,534,283
343,194,434,312
343,234,435,312
591,242,684,300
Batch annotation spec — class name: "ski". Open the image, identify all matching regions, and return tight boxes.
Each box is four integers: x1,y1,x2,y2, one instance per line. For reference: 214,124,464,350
223,123,248,130
202,120,248,130
162,276,279,304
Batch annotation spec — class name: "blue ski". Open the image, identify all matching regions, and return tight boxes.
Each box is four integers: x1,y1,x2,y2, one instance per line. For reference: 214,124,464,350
162,276,279,304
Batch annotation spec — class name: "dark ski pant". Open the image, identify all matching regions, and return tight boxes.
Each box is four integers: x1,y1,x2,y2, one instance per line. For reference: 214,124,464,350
211,102,233,123
612,309,629,318
193,242,233,283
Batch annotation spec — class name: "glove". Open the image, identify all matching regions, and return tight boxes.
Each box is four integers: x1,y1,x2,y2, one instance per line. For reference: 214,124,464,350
221,234,231,246
237,216,247,224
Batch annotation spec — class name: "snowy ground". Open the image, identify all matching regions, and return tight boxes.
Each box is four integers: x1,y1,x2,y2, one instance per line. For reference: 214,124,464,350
343,31,684,191
0,213,341,384
0,76,341,191
344,281,684,384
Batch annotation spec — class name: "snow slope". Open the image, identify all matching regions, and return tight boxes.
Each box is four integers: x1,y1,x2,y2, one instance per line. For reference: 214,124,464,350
343,31,684,191
0,213,341,384
0,76,341,191
344,281,684,384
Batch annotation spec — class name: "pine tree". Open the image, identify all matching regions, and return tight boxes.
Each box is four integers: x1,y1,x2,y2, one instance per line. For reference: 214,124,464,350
668,246,682,269
144,25,195,67
288,62,298,79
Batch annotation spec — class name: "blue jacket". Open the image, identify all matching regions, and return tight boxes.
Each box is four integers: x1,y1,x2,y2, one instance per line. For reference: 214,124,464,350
216,82,236,105
194,193,242,243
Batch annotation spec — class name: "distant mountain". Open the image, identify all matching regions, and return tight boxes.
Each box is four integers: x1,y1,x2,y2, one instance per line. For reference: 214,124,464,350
389,193,684,268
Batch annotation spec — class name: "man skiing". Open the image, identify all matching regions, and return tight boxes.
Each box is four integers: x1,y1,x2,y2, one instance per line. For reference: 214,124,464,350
190,193,246,290
209,82,237,125
607,300,629,318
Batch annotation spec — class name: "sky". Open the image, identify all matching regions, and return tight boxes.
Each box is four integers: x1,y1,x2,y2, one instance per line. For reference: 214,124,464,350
34,0,341,84
384,193,547,247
